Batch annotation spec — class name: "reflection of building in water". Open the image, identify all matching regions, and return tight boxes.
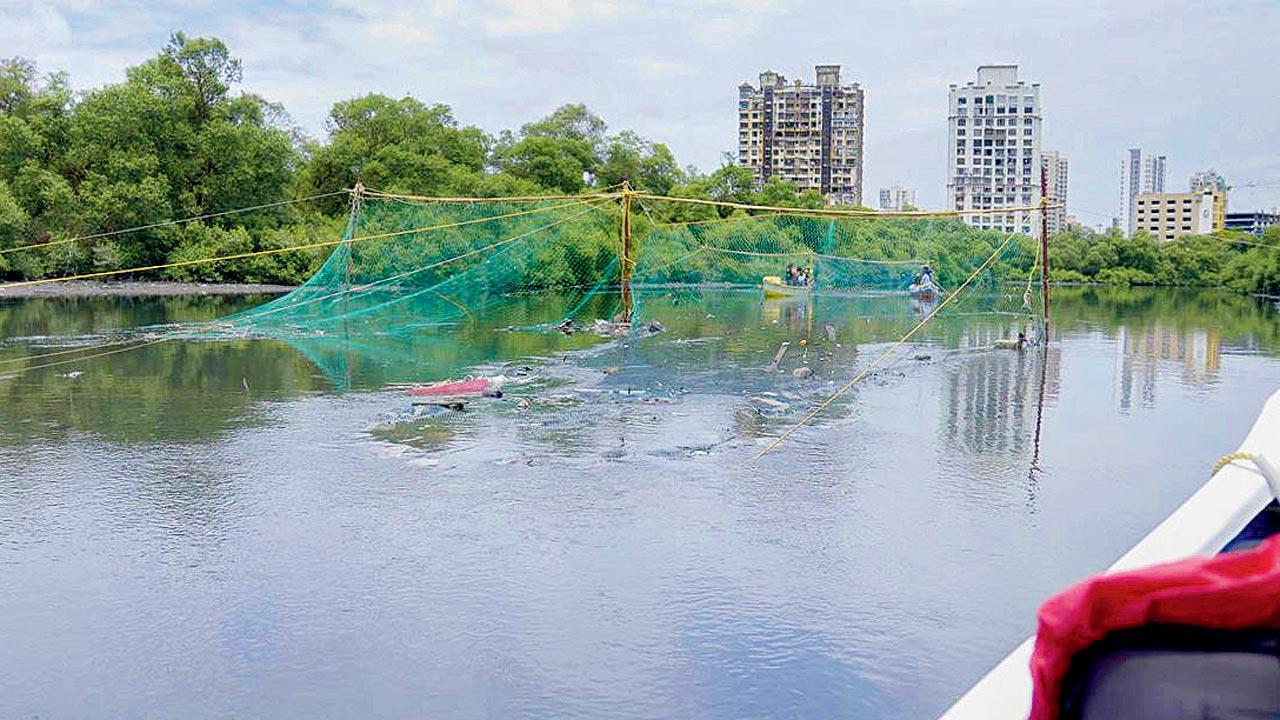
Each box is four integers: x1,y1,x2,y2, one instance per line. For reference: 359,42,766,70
941,326,1061,456
1112,325,1221,411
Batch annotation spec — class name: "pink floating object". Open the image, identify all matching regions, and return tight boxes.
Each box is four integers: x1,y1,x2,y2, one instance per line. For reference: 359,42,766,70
405,377,493,397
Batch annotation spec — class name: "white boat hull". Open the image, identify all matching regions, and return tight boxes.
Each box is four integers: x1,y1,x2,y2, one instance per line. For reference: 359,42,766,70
940,389,1280,719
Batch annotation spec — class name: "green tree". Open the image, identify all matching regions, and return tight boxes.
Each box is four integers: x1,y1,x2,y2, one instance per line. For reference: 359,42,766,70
301,93,489,204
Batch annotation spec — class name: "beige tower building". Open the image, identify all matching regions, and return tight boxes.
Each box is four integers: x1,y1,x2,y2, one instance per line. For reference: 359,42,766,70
738,65,864,205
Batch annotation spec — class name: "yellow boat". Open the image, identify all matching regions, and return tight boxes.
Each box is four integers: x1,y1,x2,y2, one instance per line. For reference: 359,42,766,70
762,275,813,298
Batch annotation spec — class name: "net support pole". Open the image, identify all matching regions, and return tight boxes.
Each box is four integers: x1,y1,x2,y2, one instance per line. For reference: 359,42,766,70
1039,165,1051,339
343,181,365,293
620,180,634,324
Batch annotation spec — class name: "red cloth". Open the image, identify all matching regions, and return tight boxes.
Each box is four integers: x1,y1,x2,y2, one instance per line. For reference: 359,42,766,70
1028,534,1280,720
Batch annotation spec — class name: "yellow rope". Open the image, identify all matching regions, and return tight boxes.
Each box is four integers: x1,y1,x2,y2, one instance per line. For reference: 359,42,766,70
636,192,1064,219
0,337,145,366
1212,451,1258,477
0,190,350,257
753,232,1017,461
360,188,622,203
1,335,171,376
0,197,597,291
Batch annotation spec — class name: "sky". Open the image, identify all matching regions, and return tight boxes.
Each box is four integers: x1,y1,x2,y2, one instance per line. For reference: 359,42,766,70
3,0,1279,224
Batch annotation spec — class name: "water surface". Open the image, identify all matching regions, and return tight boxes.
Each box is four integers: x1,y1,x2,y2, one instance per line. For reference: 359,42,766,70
2,287,1279,719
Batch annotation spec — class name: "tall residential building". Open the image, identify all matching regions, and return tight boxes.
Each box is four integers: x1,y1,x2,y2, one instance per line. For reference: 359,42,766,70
947,64,1042,237
878,186,916,211
1119,148,1167,236
1041,150,1069,236
738,65,865,205
1133,188,1225,242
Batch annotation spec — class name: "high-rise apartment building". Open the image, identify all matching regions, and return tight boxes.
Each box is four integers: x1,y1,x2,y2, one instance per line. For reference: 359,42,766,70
1041,150,1069,236
1119,148,1167,236
878,186,916,211
738,65,864,205
947,65,1042,237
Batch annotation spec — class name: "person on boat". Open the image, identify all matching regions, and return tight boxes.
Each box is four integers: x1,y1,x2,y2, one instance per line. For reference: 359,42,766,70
785,263,796,286
919,264,935,289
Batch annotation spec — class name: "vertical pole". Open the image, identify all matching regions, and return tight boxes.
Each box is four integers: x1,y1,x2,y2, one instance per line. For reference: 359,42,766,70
343,181,364,393
1039,165,1051,339
344,181,364,292
620,180,634,324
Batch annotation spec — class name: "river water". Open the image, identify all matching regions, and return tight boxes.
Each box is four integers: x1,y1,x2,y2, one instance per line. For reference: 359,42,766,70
2,287,1280,719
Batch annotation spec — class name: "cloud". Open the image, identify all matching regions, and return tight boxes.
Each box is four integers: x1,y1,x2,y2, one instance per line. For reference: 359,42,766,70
636,56,694,79
478,0,625,36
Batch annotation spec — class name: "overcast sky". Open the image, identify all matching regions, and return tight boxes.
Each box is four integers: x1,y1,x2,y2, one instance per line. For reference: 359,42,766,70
4,0,1278,223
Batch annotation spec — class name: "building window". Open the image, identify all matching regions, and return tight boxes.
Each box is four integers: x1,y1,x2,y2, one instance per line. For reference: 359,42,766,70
958,97,967,104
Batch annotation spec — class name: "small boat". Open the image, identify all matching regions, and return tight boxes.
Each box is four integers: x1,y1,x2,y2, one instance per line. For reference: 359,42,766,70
405,376,502,397
909,276,940,300
941,389,1280,719
762,275,813,298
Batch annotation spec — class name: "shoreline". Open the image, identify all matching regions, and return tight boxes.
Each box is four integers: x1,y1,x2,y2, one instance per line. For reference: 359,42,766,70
0,281,297,299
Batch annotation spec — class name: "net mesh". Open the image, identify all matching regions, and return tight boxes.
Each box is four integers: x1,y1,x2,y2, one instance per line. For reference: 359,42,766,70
212,191,1043,387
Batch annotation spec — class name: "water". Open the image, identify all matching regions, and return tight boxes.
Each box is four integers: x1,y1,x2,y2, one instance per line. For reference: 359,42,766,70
2,287,1280,719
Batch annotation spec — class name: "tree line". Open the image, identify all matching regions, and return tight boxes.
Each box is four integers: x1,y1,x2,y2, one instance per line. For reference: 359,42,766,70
1,33,1276,295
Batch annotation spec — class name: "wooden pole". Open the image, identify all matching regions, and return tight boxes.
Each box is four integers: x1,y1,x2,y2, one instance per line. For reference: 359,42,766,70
620,179,634,324
1039,165,1051,339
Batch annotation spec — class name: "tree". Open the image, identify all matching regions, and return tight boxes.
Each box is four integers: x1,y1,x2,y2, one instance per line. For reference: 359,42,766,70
302,93,490,203
595,130,682,194
127,32,242,123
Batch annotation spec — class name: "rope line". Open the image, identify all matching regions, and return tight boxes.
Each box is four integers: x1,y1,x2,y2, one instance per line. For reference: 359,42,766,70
637,193,1063,219
0,190,351,257
752,232,1018,462
0,337,147,366
360,188,622,203
1,335,171,377
0,197,598,291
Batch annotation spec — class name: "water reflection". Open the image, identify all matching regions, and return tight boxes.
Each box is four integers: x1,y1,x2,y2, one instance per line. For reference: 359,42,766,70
1114,325,1221,411
942,340,1061,456
2,287,1280,720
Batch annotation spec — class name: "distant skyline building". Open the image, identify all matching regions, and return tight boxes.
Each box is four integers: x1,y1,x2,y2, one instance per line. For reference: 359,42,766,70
1190,169,1229,194
1225,211,1280,235
1041,150,1069,236
1190,169,1230,229
946,64,1042,238
879,185,916,211
1120,148,1167,236
737,65,865,205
